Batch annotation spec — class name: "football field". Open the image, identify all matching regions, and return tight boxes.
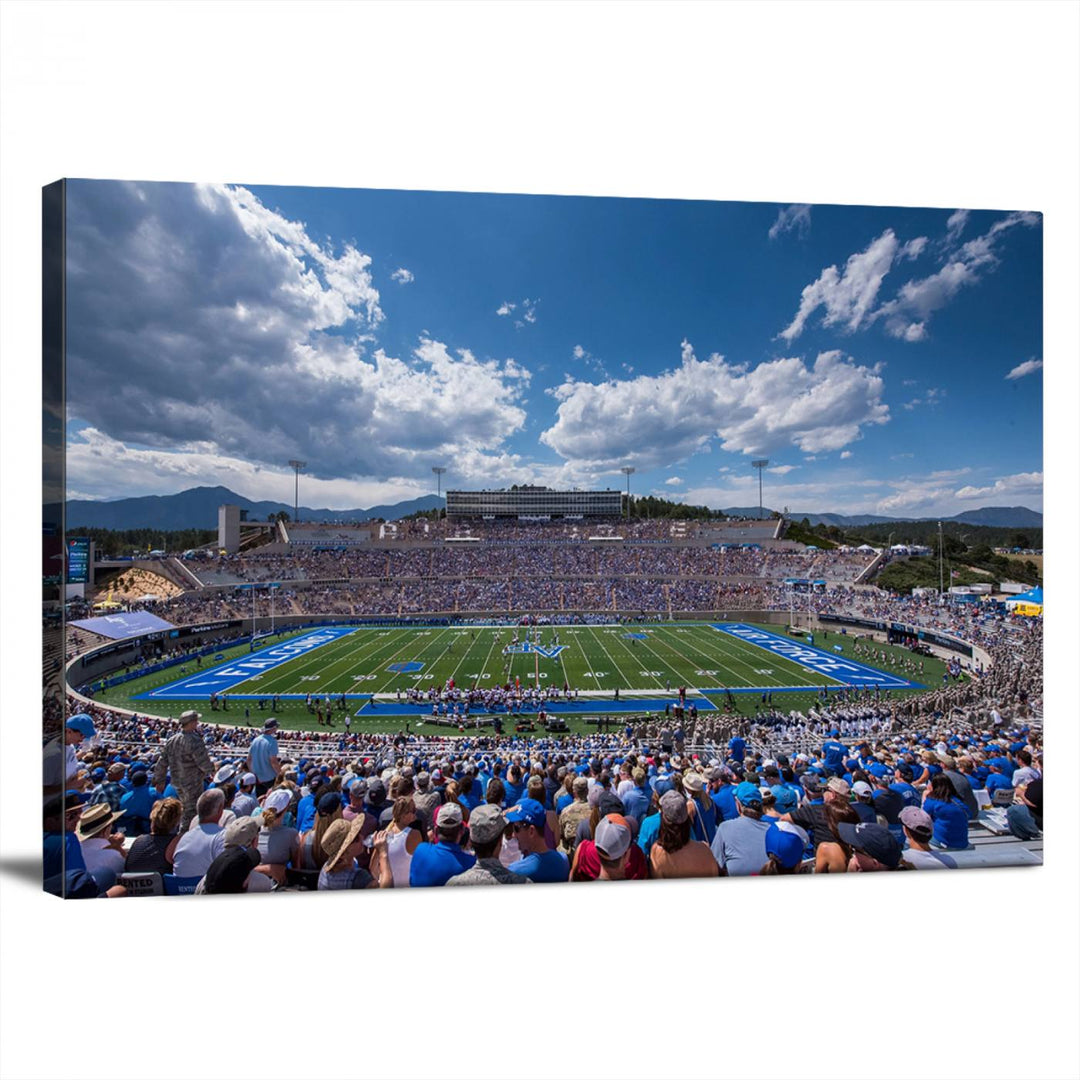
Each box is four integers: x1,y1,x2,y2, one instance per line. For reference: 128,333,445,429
94,621,939,734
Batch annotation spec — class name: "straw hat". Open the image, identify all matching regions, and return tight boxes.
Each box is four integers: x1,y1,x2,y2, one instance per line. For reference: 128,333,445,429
321,816,367,872
76,803,124,840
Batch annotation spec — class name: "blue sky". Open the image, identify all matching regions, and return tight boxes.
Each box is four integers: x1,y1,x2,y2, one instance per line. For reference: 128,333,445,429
64,180,1043,516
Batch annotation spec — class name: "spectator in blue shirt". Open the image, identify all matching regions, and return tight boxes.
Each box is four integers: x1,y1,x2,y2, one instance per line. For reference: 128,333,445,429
43,795,88,883
245,718,281,796
622,768,652,825
409,803,476,887
458,772,483,813
683,770,717,846
503,765,527,806
849,780,878,824
727,736,746,763
295,775,325,833
554,773,575,815
921,775,971,851
889,766,920,808
709,767,739,823
118,770,159,836
985,763,1015,798
821,734,847,776
635,798,662,859
506,799,570,883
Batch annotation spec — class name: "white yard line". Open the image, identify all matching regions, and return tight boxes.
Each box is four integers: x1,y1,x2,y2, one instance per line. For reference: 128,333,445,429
235,628,372,696
583,625,635,688
370,626,456,694
650,626,747,688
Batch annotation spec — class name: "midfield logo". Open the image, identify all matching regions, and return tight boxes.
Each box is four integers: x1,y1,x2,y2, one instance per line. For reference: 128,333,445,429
503,642,566,659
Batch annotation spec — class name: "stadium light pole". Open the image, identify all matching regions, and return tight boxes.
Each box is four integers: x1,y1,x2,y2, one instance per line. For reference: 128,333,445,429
752,459,769,520
620,466,635,520
288,460,306,524
432,466,447,519
938,520,944,597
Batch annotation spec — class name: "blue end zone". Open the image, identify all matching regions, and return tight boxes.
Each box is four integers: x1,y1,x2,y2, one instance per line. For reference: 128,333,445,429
386,661,425,674
134,627,359,700
623,633,648,640
711,623,923,690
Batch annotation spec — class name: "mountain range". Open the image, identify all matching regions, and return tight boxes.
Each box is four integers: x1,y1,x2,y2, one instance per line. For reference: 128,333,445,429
777,506,1043,529
63,486,1044,531
65,486,443,530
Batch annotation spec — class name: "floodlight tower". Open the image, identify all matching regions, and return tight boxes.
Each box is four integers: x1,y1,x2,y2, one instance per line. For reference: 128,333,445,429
620,466,635,520
287,460,306,523
938,520,945,597
432,466,447,518
752,459,769,520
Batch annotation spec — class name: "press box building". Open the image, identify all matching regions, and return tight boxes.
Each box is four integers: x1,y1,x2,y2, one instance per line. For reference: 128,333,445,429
445,486,623,519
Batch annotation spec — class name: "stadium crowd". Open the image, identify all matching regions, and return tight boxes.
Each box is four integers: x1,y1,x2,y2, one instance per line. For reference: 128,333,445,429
47,607,1042,897
48,516,1043,897
180,542,875,589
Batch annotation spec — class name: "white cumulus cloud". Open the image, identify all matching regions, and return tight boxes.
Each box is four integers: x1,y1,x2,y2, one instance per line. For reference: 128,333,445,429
872,211,1040,341
768,204,812,240
954,471,1043,502
64,181,534,493
1006,358,1043,380
945,209,970,245
665,476,683,486
539,341,889,471
779,230,900,342
391,267,414,284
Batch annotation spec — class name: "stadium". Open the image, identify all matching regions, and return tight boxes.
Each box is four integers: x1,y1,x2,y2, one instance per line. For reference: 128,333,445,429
44,497,1044,895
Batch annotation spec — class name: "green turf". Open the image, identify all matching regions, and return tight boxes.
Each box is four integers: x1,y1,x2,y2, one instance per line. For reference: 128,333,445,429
91,622,956,737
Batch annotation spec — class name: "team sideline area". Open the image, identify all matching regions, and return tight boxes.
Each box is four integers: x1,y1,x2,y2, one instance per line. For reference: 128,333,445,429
45,529,1043,895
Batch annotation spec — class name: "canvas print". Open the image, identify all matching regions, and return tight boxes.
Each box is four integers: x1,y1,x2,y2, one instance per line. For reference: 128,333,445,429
42,180,1044,898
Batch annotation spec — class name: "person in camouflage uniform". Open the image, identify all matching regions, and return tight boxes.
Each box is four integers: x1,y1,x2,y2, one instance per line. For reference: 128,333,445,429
557,776,592,852
444,805,528,886
152,710,213,831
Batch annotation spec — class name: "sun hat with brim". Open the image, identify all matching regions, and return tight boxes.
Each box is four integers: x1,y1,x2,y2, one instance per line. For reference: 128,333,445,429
76,803,124,840
321,816,366,872
214,764,238,785
682,771,705,794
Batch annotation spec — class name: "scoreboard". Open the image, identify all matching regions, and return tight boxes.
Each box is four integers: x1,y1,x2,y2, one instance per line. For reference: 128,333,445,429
67,537,91,584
